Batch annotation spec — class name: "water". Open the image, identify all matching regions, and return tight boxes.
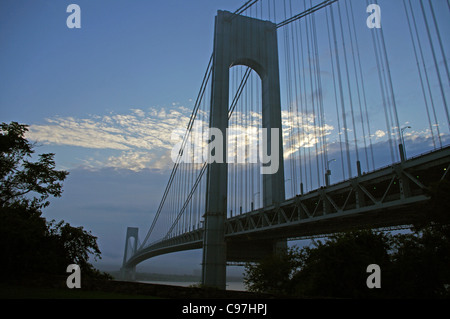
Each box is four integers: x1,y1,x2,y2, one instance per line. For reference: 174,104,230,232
139,281,246,291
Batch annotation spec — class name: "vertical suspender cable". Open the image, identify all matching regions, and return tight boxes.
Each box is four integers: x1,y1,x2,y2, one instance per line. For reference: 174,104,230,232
293,7,304,192
329,3,352,178
326,5,345,178
311,0,328,185
403,0,437,150
419,0,450,131
428,0,450,86
337,0,359,168
300,0,309,190
366,0,394,164
304,0,314,187
344,0,369,172
349,0,375,170
374,0,402,148
284,0,295,196
308,0,321,187
408,1,442,147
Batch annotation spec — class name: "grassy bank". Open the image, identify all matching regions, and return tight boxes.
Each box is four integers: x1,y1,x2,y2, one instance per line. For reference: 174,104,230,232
0,275,274,299
0,283,157,299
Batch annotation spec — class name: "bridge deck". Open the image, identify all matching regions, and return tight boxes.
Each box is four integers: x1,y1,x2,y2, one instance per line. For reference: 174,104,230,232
125,146,450,267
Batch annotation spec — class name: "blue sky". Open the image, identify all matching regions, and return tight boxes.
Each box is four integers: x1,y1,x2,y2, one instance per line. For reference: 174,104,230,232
1,0,449,276
0,0,241,125
0,0,244,274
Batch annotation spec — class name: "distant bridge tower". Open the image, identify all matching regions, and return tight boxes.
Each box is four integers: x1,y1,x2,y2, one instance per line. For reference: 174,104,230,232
202,11,286,289
121,227,139,281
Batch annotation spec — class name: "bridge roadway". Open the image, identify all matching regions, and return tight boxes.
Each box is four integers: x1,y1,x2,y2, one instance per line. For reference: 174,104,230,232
124,146,450,268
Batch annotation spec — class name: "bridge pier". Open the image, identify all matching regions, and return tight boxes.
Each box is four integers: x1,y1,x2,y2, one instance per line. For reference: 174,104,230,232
202,212,227,289
120,266,136,281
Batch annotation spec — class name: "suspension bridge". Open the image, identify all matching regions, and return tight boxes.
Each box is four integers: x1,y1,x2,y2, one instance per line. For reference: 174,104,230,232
121,0,450,289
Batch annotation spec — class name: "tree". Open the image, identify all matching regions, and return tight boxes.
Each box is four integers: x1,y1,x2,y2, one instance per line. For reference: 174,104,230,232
0,122,68,209
387,227,450,298
244,226,450,298
244,247,302,295
47,220,102,275
244,230,392,298
388,179,450,298
291,230,391,298
0,122,108,279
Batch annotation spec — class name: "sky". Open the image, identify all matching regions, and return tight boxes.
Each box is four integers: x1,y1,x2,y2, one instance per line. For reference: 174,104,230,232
1,0,449,277
0,0,244,275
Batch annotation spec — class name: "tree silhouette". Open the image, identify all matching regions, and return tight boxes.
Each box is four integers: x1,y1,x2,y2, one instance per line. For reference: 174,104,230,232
0,122,107,279
0,122,68,209
245,198,450,299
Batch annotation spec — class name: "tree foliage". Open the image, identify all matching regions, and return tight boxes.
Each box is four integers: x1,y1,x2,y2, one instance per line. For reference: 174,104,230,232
0,122,108,279
0,122,68,209
244,246,303,295
292,230,391,298
244,181,450,298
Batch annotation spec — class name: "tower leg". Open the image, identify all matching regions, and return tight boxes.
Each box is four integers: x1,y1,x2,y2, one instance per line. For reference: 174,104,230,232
121,227,139,281
202,11,284,289
202,212,227,289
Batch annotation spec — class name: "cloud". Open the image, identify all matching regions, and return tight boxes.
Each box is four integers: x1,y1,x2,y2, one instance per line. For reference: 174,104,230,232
27,106,192,171
374,129,386,138
25,106,341,171
28,107,191,151
281,110,334,158
28,102,444,173
104,150,173,172
131,108,145,118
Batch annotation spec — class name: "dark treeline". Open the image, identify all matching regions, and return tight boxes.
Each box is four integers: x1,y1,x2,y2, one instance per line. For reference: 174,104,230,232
0,122,109,281
244,179,450,299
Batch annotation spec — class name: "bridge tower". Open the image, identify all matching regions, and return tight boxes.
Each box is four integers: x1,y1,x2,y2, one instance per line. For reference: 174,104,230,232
121,227,139,281
202,11,285,289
